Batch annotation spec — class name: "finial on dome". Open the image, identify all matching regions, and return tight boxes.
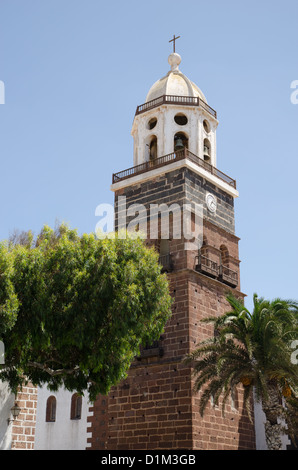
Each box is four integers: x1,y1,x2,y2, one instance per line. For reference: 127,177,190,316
168,35,181,72
168,52,181,72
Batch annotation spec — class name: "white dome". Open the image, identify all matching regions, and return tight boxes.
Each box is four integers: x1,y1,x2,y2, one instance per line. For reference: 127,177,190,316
145,53,207,103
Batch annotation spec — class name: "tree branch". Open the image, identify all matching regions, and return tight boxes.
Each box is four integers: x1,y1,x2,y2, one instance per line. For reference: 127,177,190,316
27,361,80,377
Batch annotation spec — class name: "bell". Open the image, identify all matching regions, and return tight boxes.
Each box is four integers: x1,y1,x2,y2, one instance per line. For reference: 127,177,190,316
175,137,184,150
204,145,210,155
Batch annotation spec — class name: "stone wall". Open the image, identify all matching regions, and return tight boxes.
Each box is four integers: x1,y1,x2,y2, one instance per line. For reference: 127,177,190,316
11,384,37,450
114,167,235,236
87,165,255,450
88,269,255,450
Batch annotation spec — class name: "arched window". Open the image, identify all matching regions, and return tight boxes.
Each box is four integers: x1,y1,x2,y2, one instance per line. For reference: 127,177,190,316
70,393,82,420
46,396,56,422
197,236,219,278
145,135,158,163
220,245,229,266
219,245,238,287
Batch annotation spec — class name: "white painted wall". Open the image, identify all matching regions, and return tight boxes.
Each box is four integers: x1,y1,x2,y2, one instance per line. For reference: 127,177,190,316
131,105,218,168
34,385,92,450
0,381,15,450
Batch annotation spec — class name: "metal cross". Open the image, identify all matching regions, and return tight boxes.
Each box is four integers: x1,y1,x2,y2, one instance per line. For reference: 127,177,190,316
169,34,180,53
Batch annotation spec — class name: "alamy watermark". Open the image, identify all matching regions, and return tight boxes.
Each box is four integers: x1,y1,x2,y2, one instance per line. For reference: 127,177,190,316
0,81,5,104
95,197,203,251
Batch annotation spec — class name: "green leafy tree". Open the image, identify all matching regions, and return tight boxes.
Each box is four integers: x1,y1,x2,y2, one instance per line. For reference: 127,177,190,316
184,294,298,450
0,225,172,401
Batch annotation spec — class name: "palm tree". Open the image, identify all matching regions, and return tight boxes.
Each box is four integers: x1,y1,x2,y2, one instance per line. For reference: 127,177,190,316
184,294,298,450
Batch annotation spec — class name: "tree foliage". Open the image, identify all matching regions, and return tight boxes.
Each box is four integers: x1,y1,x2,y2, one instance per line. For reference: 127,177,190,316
0,225,172,401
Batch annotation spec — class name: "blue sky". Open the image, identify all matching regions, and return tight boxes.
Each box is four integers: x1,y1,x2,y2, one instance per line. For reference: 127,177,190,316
0,0,297,311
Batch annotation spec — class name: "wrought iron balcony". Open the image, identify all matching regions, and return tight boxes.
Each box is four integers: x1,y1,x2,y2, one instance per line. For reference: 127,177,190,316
159,253,174,273
135,94,217,119
112,148,236,189
219,265,238,288
195,254,219,278
195,255,238,288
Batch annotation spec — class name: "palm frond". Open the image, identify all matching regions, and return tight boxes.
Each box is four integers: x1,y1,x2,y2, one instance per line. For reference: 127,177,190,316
185,292,298,431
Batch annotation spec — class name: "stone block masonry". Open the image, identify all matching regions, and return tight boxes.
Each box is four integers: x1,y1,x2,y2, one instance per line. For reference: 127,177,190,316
114,168,235,237
86,164,255,450
87,270,255,450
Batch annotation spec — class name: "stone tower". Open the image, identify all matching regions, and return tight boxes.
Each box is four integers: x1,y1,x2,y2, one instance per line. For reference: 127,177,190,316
87,50,255,450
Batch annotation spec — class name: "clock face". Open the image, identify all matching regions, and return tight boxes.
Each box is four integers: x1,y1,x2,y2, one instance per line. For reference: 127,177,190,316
206,193,217,213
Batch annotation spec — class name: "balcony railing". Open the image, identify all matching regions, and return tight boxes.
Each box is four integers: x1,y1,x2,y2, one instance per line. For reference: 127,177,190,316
195,255,238,288
219,265,238,288
135,94,217,119
112,148,236,189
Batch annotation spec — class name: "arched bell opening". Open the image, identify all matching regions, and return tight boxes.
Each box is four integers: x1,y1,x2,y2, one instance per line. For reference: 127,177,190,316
149,135,157,161
145,135,158,162
46,396,57,422
174,132,188,154
203,138,211,162
70,393,82,420
219,245,238,288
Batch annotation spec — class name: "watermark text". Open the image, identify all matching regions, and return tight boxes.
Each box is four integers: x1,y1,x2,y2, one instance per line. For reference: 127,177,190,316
95,197,203,251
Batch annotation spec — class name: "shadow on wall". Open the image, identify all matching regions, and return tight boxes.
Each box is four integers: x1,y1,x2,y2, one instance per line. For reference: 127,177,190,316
237,401,256,450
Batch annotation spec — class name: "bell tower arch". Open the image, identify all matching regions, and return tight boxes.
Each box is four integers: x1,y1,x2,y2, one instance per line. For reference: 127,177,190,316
131,53,218,167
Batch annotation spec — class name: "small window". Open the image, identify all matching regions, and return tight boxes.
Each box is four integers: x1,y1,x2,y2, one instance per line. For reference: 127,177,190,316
220,245,229,266
147,117,157,130
203,120,210,133
149,136,157,161
46,396,56,422
70,393,82,420
174,113,188,125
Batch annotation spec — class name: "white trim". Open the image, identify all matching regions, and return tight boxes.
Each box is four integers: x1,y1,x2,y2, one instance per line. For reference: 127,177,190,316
111,159,239,198
85,404,93,449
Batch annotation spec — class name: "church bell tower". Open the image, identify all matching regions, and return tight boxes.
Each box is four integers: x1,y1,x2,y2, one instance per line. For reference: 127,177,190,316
87,43,255,450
